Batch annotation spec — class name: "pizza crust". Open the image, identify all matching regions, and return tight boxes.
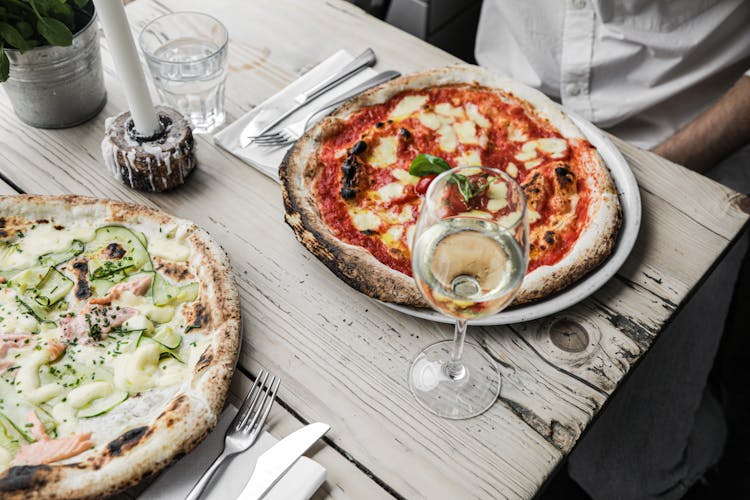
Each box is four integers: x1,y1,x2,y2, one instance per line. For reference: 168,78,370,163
281,65,622,308
0,195,241,499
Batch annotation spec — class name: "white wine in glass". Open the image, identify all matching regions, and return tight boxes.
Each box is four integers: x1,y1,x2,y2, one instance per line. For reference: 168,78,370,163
409,165,529,419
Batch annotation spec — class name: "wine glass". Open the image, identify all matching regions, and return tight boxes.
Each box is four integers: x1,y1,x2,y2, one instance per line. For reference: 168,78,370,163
409,166,529,419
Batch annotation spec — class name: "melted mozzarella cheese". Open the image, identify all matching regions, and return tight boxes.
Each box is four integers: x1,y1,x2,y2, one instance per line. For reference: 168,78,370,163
536,138,568,158
392,169,420,185
528,209,542,224
377,182,405,202
437,124,458,152
505,162,519,178
368,136,398,167
389,95,428,121
0,288,40,333
381,225,404,248
453,121,480,144
434,102,466,119
19,223,95,255
148,235,190,262
417,112,443,130
455,150,482,167
350,209,382,231
465,103,491,128
507,123,528,143
517,138,569,163
113,342,160,393
487,198,508,212
488,181,508,200
525,159,543,169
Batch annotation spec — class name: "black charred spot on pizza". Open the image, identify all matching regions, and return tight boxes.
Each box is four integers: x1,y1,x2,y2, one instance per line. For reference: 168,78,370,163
349,140,367,155
196,351,214,372
554,165,576,190
106,426,149,457
35,218,49,224
156,259,193,281
375,121,384,128
544,230,557,246
522,172,550,211
398,127,412,140
387,119,393,124
361,229,377,236
0,465,55,492
0,230,6,238
71,260,91,300
103,242,126,260
340,155,362,200
184,302,209,332
54,225,64,230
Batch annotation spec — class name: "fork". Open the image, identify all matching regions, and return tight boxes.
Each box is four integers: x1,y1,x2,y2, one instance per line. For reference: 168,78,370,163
251,70,401,148
185,369,281,500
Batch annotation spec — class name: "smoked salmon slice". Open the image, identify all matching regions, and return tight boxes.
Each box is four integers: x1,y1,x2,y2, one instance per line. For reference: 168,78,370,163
89,274,153,306
46,340,67,361
11,432,94,466
0,333,32,357
27,410,49,442
59,305,137,342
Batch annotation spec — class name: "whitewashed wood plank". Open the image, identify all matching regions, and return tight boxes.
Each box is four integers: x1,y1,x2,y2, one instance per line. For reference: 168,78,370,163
0,0,747,498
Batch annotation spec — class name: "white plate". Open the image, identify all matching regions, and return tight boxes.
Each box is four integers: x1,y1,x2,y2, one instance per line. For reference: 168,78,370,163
380,114,642,325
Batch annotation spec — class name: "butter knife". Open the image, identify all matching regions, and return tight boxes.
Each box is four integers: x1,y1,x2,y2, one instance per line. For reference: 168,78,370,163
236,422,330,500
240,49,376,147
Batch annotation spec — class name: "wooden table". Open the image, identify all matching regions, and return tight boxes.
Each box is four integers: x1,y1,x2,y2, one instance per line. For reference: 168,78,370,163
1,1,748,498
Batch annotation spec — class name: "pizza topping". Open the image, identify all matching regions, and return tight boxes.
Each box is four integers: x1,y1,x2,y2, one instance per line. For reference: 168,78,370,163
349,140,367,155
340,154,363,200
312,84,596,280
368,136,399,167
11,430,93,466
71,260,91,301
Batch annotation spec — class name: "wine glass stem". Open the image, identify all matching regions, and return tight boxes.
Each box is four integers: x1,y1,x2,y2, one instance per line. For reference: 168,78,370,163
446,319,468,380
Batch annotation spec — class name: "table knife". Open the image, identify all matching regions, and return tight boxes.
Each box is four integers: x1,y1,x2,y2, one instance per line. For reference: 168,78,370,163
240,48,376,147
236,422,330,500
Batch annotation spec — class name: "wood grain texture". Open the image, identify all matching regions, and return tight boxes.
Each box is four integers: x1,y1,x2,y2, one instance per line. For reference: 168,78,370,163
0,0,747,498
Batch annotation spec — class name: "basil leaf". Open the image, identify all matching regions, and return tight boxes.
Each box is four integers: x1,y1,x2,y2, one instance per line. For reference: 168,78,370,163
0,22,32,52
0,48,9,83
448,174,474,205
409,154,451,177
37,16,72,46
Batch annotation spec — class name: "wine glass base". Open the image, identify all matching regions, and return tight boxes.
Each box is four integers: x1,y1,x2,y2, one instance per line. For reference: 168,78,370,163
408,340,501,419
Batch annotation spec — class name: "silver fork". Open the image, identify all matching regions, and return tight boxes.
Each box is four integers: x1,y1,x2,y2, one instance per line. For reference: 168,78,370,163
185,369,281,500
251,70,401,148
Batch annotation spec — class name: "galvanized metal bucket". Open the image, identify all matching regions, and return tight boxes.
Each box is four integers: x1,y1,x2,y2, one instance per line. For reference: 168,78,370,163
3,13,107,128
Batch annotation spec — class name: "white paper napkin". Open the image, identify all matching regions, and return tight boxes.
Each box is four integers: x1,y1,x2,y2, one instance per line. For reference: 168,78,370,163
140,406,326,500
213,50,378,181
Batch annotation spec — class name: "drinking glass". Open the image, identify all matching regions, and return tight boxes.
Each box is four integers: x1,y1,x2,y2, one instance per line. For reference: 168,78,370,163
409,166,529,419
139,12,229,134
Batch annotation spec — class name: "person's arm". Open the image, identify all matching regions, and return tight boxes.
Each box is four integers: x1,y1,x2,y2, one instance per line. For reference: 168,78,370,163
652,75,750,173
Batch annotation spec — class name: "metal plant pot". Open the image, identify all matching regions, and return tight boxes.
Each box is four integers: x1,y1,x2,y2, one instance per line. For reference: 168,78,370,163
2,12,107,128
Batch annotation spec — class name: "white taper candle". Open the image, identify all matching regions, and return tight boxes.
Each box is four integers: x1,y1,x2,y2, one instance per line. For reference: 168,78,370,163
93,0,161,136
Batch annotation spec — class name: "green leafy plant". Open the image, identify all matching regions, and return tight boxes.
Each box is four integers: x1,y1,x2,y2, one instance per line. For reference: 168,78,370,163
409,153,492,205
0,0,92,82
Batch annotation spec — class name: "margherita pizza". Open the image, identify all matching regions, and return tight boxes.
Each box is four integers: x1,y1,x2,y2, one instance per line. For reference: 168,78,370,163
281,66,621,307
0,195,240,498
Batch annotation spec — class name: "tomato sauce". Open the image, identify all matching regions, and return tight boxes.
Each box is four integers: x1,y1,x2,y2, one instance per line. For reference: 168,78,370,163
314,85,592,277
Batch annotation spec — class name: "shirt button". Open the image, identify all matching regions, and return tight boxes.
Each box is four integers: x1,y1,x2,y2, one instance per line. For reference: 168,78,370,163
571,0,586,9
566,83,581,96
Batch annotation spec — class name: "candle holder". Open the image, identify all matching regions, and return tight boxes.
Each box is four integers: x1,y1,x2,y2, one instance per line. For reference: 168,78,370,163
101,105,197,192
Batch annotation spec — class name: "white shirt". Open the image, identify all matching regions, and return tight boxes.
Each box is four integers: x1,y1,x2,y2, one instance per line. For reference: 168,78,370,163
475,0,750,148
